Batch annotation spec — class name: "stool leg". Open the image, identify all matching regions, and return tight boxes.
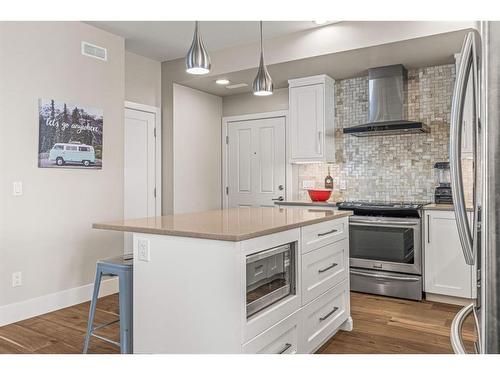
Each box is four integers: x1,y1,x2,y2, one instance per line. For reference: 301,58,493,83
83,268,102,354
118,270,133,354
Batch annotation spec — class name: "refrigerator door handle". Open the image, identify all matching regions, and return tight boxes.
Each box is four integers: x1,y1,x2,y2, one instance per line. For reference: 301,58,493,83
450,303,481,354
450,31,477,266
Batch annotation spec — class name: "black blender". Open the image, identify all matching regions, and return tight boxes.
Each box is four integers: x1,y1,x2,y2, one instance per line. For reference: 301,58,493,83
434,162,452,203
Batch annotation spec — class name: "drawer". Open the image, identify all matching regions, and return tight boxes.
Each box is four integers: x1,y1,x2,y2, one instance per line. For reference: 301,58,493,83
242,312,299,354
302,238,348,304
300,279,349,353
301,218,347,254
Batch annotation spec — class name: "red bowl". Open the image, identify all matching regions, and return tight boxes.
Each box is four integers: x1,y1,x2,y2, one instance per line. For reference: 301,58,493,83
307,189,333,202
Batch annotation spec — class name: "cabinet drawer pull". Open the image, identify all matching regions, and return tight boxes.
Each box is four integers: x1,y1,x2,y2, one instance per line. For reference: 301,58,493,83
319,306,339,321
317,229,338,237
318,263,338,273
277,343,292,354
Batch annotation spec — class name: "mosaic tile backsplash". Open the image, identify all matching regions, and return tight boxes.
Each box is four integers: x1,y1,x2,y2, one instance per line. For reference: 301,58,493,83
297,64,463,204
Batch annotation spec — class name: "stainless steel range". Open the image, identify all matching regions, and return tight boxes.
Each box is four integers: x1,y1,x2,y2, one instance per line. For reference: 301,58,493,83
337,201,427,300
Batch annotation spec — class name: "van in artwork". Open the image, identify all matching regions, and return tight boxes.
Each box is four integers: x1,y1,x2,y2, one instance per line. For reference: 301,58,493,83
38,98,103,169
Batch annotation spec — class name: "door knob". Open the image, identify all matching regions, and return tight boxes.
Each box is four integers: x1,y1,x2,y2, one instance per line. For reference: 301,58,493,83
272,196,284,201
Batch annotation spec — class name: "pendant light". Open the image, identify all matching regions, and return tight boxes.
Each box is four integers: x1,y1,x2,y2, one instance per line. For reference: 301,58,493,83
185,21,211,75
252,21,273,96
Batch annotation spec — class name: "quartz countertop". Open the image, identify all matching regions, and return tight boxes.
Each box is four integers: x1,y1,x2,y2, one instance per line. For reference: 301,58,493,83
424,203,473,212
93,207,352,242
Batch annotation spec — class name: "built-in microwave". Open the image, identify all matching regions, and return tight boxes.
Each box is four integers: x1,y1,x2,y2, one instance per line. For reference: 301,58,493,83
246,243,296,318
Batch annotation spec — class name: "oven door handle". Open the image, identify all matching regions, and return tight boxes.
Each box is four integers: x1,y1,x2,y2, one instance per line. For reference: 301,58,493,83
349,219,420,226
350,269,420,282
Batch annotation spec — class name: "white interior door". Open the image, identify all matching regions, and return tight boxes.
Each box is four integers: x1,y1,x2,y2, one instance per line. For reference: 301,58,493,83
227,116,286,207
124,107,157,252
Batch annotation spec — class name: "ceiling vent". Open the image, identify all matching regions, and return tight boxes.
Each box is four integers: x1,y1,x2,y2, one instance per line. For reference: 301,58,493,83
226,83,248,89
81,41,107,61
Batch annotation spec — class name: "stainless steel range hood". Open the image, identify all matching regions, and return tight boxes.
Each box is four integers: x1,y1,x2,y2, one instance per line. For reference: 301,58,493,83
343,64,429,137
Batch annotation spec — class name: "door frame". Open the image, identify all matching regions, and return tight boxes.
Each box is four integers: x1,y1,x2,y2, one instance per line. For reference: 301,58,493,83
221,110,291,208
124,101,162,216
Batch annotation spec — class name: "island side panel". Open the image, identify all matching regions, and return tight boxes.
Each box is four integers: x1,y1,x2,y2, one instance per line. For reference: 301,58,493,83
133,233,242,353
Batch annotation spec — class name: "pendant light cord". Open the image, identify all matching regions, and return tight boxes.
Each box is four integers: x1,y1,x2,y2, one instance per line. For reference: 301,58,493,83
260,21,263,56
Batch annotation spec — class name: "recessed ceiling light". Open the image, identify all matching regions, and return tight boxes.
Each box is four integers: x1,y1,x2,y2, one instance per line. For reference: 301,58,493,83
313,21,328,25
215,79,230,85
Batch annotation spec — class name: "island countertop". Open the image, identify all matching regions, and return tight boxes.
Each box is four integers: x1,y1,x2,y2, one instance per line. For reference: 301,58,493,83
423,203,473,212
93,206,352,242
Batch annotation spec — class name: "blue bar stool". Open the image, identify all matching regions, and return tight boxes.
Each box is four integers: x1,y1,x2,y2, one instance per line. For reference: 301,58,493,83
83,255,133,354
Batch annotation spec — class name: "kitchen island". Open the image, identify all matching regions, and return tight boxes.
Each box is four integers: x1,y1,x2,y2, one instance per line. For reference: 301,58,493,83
93,206,353,354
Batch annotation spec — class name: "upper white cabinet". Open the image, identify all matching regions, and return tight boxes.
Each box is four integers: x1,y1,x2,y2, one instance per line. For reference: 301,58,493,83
288,75,335,163
424,210,475,299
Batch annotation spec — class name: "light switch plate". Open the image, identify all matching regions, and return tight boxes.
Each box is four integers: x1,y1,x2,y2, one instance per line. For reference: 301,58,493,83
13,181,23,196
302,180,315,189
137,238,150,262
339,180,347,190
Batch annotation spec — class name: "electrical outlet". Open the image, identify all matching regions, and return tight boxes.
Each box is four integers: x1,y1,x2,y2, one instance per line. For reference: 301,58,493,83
137,238,150,262
12,271,22,287
13,181,23,196
302,180,315,189
339,180,347,190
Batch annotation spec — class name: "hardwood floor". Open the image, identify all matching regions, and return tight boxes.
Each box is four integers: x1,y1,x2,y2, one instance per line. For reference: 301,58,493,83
0,294,121,354
0,292,475,354
318,292,477,354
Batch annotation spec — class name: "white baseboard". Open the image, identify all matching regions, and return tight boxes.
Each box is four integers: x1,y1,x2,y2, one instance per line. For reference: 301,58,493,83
425,292,474,306
0,277,119,327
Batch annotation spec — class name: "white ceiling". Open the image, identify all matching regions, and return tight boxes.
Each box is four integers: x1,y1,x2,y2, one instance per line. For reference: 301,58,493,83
179,30,467,96
87,21,330,61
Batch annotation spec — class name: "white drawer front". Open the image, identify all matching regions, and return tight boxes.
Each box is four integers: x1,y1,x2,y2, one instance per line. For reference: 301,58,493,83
243,312,299,354
301,218,347,254
302,239,348,304
300,279,349,353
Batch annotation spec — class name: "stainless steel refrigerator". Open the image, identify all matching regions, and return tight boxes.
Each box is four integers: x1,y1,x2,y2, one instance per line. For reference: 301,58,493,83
449,21,500,354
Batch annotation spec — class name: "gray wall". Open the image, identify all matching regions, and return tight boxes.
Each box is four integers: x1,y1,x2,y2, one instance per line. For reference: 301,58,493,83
173,84,222,214
222,88,288,117
125,51,161,108
0,22,125,306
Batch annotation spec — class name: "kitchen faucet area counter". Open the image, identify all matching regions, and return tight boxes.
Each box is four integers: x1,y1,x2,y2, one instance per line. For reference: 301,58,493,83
93,207,353,354
93,207,352,241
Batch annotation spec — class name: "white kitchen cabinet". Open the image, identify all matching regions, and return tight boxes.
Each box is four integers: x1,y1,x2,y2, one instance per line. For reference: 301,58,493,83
424,210,474,299
301,217,347,254
301,238,348,305
299,279,349,354
288,75,335,163
131,213,351,353
242,311,299,354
